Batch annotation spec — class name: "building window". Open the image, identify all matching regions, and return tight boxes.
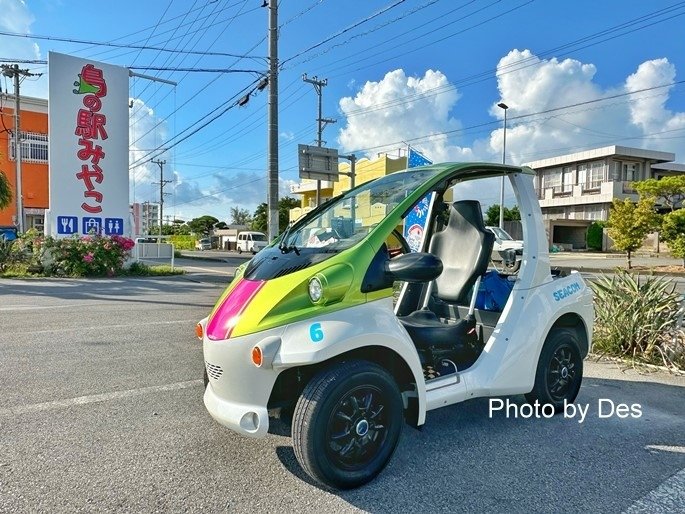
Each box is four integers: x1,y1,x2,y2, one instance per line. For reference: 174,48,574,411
587,161,604,188
544,168,562,189
8,131,49,163
622,162,640,182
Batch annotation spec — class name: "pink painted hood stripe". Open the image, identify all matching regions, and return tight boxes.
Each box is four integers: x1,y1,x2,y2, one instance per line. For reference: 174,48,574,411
206,278,265,340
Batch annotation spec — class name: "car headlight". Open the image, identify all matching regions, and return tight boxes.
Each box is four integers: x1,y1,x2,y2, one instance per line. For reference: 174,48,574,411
308,277,323,303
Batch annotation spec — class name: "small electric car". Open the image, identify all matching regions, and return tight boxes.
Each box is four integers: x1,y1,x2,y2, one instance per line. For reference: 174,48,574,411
197,163,593,489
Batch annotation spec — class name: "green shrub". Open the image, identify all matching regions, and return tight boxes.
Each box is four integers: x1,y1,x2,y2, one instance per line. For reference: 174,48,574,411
586,221,605,251
44,234,135,277
590,270,684,369
0,238,14,272
169,235,196,250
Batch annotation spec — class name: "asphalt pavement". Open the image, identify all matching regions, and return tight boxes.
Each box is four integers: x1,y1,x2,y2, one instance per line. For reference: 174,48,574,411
1,269,684,513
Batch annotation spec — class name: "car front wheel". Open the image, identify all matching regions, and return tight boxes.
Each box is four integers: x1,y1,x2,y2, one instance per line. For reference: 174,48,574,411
292,360,404,489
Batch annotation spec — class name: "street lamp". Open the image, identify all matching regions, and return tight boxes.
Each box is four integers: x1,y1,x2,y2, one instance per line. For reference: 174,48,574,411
497,102,509,229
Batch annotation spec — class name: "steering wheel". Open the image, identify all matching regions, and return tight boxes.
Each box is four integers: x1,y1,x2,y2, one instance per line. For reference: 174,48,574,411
388,228,411,258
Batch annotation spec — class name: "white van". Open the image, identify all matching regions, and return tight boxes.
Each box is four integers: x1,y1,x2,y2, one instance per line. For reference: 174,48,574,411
236,231,268,254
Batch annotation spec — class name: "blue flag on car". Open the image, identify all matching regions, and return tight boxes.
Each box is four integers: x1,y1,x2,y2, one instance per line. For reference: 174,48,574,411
408,148,433,168
404,148,434,251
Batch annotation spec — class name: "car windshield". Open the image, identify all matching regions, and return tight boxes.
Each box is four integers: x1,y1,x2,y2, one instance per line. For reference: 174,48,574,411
252,234,267,242
283,168,439,253
489,227,513,240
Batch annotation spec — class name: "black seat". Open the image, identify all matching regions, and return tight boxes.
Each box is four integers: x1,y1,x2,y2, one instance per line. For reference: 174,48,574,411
399,200,495,365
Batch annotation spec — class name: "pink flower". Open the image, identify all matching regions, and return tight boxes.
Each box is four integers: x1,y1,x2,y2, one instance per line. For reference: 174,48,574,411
83,253,94,263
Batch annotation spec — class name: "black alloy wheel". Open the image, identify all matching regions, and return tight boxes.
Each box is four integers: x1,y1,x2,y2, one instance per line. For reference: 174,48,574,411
292,360,404,489
525,328,583,412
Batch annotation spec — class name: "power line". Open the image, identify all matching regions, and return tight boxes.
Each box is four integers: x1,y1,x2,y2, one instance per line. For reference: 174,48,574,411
130,77,266,169
338,1,685,119
0,29,265,59
280,0,409,67
344,80,685,155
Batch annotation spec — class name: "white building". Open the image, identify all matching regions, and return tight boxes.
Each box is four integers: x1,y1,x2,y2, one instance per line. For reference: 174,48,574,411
524,145,685,250
131,202,160,235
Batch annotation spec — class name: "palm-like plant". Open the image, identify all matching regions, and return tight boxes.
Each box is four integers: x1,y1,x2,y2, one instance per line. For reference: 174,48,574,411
0,170,12,210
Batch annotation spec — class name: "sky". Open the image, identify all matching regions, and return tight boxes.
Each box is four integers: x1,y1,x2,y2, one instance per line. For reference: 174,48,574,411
1,0,684,222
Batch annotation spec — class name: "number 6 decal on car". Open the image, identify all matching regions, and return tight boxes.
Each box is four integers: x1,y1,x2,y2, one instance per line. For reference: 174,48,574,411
310,323,324,343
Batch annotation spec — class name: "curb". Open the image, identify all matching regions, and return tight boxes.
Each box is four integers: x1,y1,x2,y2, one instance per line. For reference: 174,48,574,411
556,266,685,277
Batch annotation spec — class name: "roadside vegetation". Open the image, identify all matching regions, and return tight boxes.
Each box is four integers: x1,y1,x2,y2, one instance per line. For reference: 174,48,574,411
0,229,182,278
590,270,684,371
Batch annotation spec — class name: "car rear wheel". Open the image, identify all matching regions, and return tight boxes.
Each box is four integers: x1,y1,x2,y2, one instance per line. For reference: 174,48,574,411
525,328,583,412
292,360,404,489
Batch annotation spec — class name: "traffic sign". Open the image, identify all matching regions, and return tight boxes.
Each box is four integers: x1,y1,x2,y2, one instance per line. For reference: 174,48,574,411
298,144,339,181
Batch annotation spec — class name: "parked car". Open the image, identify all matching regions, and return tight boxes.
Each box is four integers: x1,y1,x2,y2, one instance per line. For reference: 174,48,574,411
487,225,523,272
236,231,267,254
195,238,211,251
196,162,593,489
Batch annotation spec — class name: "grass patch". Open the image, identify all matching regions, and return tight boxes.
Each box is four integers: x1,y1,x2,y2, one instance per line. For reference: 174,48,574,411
0,263,42,278
126,262,185,276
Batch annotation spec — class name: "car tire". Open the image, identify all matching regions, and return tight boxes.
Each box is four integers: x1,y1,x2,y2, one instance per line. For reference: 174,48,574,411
525,328,583,412
292,360,404,489
504,259,521,272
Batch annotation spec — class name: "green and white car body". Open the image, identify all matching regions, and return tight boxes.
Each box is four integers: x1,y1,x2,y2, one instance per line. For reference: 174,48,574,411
198,162,593,487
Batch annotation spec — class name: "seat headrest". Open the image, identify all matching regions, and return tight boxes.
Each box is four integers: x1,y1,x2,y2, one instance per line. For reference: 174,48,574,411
448,200,486,231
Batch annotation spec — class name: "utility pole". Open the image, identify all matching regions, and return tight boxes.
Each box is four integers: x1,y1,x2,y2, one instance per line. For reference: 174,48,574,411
303,73,336,206
266,0,279,241
151,159,171,239
340,153,357,222
1,64,40,233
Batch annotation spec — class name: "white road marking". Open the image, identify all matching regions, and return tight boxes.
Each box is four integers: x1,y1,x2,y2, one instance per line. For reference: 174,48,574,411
624,468,685,513
0,379,203,417
646,445,685,454
23,319,198,335
0,304,89,311
183,265,234,275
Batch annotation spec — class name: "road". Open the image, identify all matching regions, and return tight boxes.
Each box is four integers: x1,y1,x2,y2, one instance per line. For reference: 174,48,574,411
1,269,684,513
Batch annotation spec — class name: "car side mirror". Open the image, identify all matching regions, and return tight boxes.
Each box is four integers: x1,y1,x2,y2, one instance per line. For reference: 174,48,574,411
385,252,443,283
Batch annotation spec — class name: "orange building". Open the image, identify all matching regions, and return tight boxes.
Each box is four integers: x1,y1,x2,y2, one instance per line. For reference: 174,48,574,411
0,95,49,232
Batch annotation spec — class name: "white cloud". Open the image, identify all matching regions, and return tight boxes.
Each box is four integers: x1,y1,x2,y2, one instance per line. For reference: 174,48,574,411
625,58,685,140
0,0,46,97
337,69,473,162
336,52,685,171
128,98,171,203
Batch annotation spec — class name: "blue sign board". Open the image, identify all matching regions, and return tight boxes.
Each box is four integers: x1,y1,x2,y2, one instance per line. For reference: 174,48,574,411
82,217,102,235
104,218,124,235
403,193,434,252
56,216,78,235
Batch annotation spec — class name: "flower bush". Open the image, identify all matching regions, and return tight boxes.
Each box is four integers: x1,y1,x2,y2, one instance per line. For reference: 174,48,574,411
44,234,136,276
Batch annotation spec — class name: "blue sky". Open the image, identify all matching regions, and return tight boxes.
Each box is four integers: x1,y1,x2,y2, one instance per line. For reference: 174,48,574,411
1,0,684,221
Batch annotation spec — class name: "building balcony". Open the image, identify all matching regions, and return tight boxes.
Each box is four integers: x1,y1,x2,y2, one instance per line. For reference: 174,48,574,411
290,180,334,194
551,185,573,197
580,180,602,194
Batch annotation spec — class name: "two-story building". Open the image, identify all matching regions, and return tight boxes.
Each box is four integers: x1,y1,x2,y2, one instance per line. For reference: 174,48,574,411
289,154,409,223
524,145,685,250
0,95,49,232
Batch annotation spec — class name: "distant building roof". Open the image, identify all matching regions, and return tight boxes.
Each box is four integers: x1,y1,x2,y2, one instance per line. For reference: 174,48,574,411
524,145,675,169
651,162,685,173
